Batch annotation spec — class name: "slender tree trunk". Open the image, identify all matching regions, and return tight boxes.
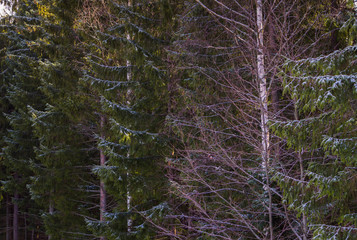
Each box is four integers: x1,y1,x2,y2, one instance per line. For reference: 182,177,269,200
126,0,133,233
256,0,273,239
295,105,308,240
13,175,19,240
24,213,27,240
6,193,11,240
13,191,19,240
48,201,53,240
100,115,107,240
126,171,132,233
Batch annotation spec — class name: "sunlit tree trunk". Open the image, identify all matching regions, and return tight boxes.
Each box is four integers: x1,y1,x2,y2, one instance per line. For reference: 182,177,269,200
256,0,273,239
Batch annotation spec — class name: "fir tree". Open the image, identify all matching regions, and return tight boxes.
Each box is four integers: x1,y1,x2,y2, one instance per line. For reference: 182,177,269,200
81,0,173,239
0,1,48,238
27,0,96,238
271,4,357,239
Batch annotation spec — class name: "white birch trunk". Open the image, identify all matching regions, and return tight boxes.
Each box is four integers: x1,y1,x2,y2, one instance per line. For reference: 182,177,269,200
126,0,133,233
256,0,273,239
127,171,132,233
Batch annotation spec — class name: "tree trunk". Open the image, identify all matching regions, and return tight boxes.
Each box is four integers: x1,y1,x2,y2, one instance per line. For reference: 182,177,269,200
48,202,54,240
256,0,273,239
126,0,133,233
13,191,19,240
100,115,107,240
13,176,19,240
6,194,11,240
24,213,27,240
295,104,308,240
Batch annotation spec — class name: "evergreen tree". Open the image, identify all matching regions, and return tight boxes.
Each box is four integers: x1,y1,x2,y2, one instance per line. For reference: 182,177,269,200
271,3,357,238
81,0,174,239
27,0,96,238
0,1,48,238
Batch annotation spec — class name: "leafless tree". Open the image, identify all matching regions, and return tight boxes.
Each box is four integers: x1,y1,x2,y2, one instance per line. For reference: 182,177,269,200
164,0,333,239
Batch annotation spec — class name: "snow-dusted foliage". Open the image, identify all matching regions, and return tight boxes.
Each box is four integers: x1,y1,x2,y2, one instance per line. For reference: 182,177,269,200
272,37,357,239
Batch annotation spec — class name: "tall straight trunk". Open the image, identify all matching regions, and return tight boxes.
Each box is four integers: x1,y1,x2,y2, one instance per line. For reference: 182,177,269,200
6,194,11,240
294,105,308,240
13,191,19,240
24,213,27,240
256,0,273,239
13,173,19,240
100,115,106,240
126,171,132,233
126,0,133,233
48,201,53,240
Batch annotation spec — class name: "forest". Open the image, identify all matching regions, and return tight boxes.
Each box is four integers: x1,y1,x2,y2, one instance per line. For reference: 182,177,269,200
0,0,356,239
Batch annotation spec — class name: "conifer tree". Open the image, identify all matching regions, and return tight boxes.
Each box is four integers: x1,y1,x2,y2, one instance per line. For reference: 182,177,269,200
0,12,13,240
81,0,173,239
26,0,96,238
271,3,357,238
0,1,47,238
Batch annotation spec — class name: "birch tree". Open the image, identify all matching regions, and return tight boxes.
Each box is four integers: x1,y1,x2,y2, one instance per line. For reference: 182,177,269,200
165,0,335,239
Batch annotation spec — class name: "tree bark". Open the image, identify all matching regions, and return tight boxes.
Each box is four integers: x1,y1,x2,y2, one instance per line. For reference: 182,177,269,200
6,194,11,240
13,191,18,240
13,177,19,240
100,115,107,240
24,213,27,240
256,0,273,239
48,201,53,240
126,0,133,233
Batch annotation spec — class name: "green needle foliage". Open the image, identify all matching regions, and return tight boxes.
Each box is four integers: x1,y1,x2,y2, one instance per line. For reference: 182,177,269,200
81,0,174,239
0,0,356,239
25,0,95,238
271,8,357,239
0,1,48,238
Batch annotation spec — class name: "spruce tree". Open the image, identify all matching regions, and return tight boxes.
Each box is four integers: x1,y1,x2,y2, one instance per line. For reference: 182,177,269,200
26,0,96,238
271,5,357,239
0,1,48,238
81,0,173,239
